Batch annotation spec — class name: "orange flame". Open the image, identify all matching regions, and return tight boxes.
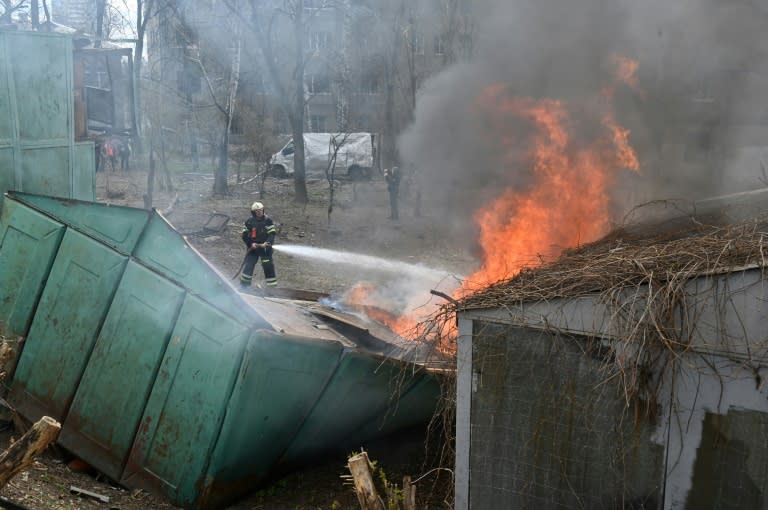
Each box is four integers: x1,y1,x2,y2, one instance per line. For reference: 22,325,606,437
344,56,642,354
460,75,640,294
341,282,420,338
610,54,643,96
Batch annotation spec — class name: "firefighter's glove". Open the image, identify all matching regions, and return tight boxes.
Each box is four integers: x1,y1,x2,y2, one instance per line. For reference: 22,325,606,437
264,242,271,248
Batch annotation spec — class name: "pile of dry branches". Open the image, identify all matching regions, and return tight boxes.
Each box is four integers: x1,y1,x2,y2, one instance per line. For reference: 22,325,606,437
458,213,768,312
411,209,768,423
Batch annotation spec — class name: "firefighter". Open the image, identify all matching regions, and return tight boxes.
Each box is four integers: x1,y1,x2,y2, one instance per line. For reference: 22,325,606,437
240,201,278,288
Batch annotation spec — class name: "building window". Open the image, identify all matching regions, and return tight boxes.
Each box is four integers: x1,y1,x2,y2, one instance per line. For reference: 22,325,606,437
691,77,715,103
434,34,445,55
306,74,331,94
304,0,328,8
309,115,327,132
252,75,270,95
684,129,713,163
359,73,379,94
230,113,243,135
307,31,331,51
356,114,370,131
409,32,425,55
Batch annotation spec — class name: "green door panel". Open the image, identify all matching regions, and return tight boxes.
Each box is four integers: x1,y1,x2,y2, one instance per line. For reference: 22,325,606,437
0,148,14,208
135,215,264,323
13,193,149,253
73,142,95,201
348,374,441,444
8,32,70,142
9,229,127,421
201,332,343,506
122,294,249,506
59,261,185,480
20,147,70,197
0,199,65,336
0,34,14,140
280,352,416,463
0,32,94,202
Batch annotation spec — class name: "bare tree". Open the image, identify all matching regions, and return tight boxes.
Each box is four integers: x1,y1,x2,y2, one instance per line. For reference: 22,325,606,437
238,101,278,196
234,0,332,205
133,0,173,153
0,0,27,24
439,0,474,66
191,23,242,194
325,132,350,224
140,72,178,208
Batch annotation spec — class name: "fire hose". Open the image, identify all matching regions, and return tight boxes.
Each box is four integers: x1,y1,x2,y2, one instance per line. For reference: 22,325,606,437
230,243,272,281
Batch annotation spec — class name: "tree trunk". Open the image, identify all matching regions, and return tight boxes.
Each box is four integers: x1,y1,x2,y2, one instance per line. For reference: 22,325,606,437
291,117,308,204
187,89,200,172
214,132,229,195
95,0,106,48
144,144,156,209
0,416,60,490
30,0,39,27
382,6,404,170
291,1,309,204
133,0,156,156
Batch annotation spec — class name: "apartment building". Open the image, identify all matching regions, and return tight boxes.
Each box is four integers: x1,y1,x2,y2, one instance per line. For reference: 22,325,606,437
145,0,464,158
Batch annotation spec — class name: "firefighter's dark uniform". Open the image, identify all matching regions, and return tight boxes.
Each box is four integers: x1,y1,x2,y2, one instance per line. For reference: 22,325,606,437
240,214,278,287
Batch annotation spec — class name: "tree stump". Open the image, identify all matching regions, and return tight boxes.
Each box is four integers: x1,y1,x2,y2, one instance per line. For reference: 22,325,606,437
0,416,61,490
402,475,416,510
347,451,385,510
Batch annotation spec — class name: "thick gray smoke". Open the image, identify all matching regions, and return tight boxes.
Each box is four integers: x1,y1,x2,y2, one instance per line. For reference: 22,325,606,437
399,0,768,231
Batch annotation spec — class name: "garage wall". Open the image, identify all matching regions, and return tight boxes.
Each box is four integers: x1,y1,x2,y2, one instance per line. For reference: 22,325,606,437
467,322,662,509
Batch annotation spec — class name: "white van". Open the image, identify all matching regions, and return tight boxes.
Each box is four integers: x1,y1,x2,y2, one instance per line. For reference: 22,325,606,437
269,132,377,179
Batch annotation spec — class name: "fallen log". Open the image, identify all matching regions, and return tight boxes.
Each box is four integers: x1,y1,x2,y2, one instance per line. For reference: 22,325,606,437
0,416,60,490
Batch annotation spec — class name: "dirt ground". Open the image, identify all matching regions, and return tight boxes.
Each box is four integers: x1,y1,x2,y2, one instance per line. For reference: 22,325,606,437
0,162,467,510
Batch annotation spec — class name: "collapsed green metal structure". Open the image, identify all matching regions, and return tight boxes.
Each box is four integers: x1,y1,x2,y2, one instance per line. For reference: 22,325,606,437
0,192,441,509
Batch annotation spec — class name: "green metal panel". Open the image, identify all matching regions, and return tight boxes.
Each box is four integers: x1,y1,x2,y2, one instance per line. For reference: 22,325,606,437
20,147,70,196
0,34,14,141
280,351,422,463
0,198,65,336
0,32,94,202
348,374,441,443
7,32,70,142
12,192,149,253
200,332,344,508
73,142,95,201
9,229,127,421
135,214,264,322
122,294,249,507
0,149,14,209
59,261,185,481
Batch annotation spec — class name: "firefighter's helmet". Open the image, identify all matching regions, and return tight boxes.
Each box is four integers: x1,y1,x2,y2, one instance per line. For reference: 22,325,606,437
251,201,264,212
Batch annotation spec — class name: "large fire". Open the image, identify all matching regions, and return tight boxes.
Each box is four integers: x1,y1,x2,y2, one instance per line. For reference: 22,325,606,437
460,62,641,294
343,57,642,343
